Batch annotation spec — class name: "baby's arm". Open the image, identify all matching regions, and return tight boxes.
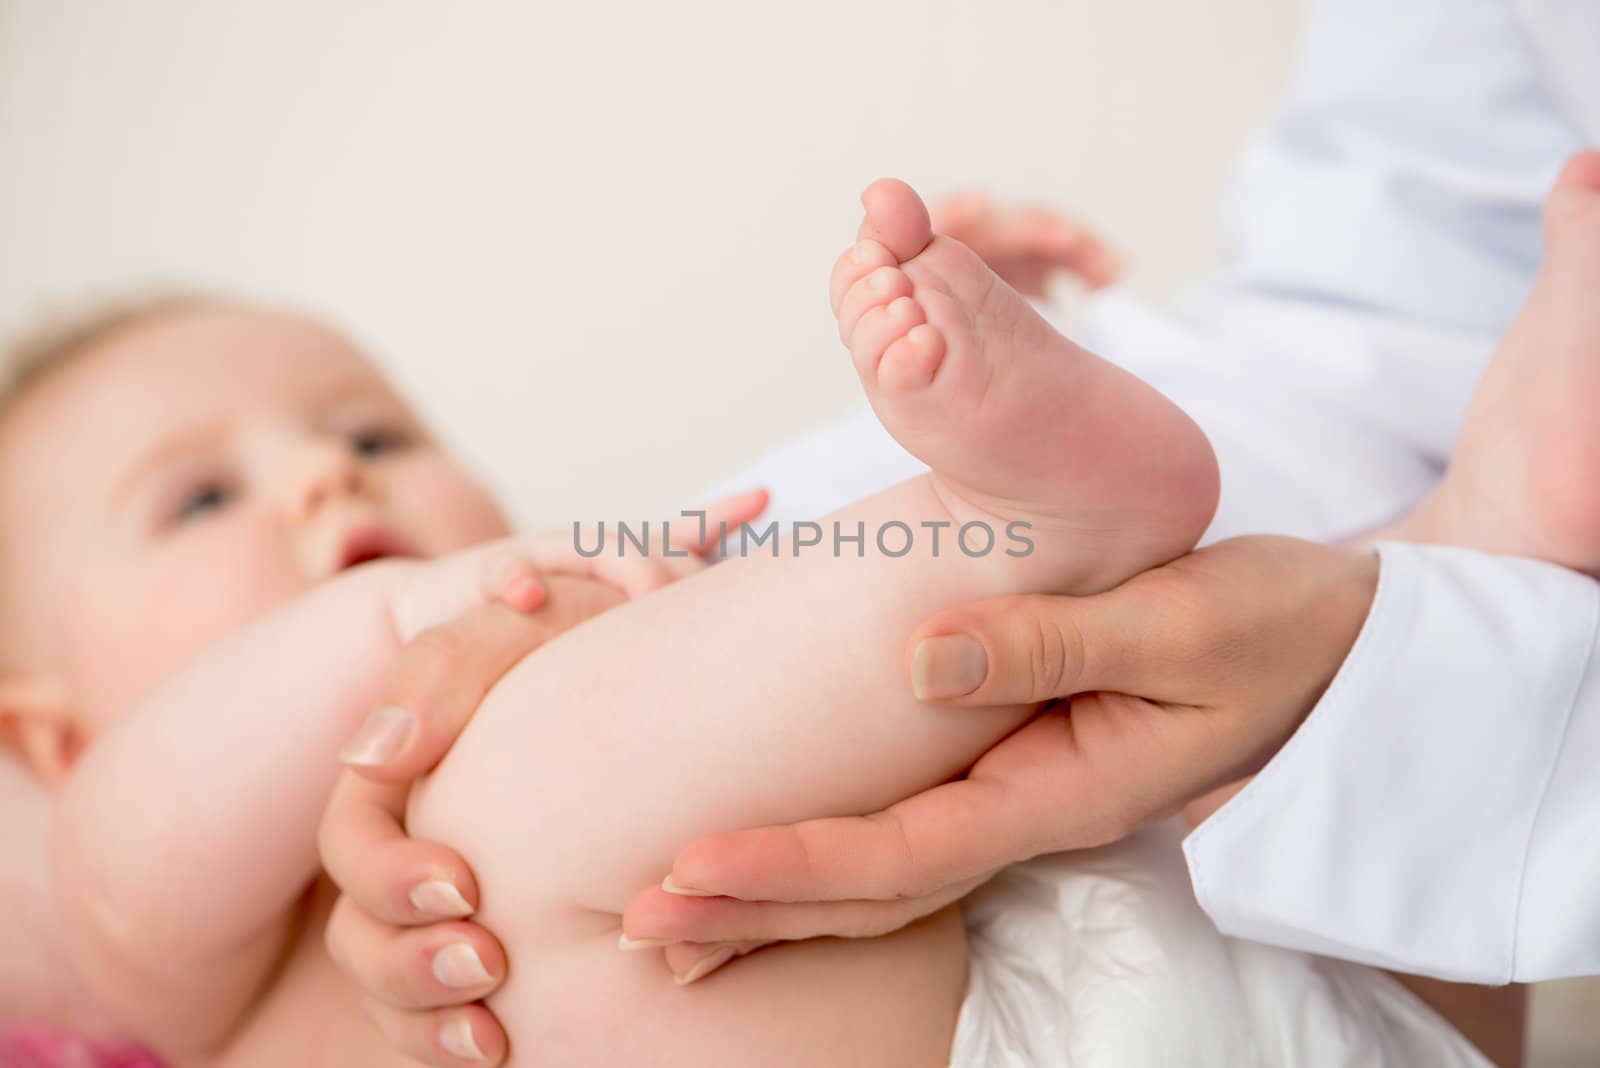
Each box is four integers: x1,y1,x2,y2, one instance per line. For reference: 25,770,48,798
50,520,724,1060
51,562,418,1057
0,751,114,1034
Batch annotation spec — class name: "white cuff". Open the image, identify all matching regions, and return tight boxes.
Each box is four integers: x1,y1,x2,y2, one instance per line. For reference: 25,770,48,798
1183,541,1600,982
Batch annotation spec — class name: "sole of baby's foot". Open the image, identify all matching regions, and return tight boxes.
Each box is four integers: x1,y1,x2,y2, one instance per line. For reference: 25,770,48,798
1400,150,1600,574
828,178,1218,587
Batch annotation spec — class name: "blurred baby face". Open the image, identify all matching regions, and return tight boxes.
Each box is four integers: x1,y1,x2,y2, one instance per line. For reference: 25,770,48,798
0,306,510,728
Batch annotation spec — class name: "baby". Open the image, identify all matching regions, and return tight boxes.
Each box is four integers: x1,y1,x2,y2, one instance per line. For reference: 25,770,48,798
19,150,1592,1063
5,180,1214,1066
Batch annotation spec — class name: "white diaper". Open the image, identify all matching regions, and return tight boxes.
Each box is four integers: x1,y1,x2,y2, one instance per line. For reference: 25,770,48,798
949,823,1493,1067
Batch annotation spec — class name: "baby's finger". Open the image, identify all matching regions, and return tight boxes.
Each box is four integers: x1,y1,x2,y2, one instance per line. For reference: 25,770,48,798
1013,213,1123,289
930,189,993,236
362,1000,508,1068
479,555,548,614
327,896,505,1010
679,488,770,557
621,874,986,946
320,772,479,927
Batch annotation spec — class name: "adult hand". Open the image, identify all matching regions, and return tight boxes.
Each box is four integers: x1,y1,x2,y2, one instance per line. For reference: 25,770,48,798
622,536,1379,982
321,578,624,1066
320,491,765,1066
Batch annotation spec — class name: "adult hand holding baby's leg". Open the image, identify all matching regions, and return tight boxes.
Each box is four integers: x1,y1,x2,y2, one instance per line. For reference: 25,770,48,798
625,536,1378,982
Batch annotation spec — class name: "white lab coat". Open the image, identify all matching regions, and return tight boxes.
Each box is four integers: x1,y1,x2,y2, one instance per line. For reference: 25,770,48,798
1185,542,1600,984
710,0,1600,984
1175,0,1600,984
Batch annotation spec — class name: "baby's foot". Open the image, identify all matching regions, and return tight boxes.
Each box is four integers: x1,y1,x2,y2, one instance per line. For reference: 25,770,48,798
829,179,1218,587
1400,151,1600,573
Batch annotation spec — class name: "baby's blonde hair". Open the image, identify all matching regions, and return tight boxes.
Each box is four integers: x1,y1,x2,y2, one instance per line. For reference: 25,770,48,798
0,291,226,425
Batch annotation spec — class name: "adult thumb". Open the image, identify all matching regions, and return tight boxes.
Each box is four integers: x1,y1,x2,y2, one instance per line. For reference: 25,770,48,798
907,584,1176,706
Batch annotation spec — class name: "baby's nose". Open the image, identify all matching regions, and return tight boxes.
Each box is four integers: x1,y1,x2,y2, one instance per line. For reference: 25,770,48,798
282,440,370,521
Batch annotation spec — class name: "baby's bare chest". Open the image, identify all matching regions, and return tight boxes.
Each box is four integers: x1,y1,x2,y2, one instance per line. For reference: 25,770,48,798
207,878,407,1068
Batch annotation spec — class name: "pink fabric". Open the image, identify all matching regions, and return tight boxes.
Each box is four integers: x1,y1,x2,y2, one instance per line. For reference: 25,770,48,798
0,1030,162,1068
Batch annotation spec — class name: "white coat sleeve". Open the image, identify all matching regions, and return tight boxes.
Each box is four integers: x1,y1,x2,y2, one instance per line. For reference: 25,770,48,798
1184,541,1600,983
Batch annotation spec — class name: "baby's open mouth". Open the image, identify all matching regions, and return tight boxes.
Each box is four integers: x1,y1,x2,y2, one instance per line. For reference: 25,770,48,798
335,526,418,571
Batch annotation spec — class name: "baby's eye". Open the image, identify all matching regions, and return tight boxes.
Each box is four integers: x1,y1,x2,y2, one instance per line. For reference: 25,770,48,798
174,481,237,524
349,426,412,460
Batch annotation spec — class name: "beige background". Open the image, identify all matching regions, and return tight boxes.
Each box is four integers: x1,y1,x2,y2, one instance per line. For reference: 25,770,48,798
1,1,1594,1063
0,0,1300,526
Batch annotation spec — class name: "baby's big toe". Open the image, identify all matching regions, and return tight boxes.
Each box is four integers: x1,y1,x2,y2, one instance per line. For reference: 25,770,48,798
858,179,934,263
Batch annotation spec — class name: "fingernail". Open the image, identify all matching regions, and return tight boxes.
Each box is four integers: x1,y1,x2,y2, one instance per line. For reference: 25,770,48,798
661,874,716,897
433,943,495,989
618,933,671,951
911,634,988,700
410,880,474,919
439,1013,486,1061
673,944,737,986
339,706,413,766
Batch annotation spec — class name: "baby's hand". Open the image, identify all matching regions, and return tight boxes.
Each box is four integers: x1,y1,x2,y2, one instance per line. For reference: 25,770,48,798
389,489,769,642
932,191,1124,298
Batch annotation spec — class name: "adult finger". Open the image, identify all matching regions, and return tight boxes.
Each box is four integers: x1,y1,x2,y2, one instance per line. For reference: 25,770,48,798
621,871,989,945
661,940,770,986
652,751,1049,901
906,583,1184,707
320,770,480,927
362,1000,508,1068
325,895,506,1010
342,580,621,784
655,699,1213,907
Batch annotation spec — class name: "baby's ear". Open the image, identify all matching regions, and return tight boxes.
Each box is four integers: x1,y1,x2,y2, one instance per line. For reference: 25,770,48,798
0,677,84,786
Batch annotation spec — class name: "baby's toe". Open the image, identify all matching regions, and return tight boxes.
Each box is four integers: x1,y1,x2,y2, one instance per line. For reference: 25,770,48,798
878,324,947,392
829,238,897,316
837,265,915,343
848,296,926,380
858,178,934,262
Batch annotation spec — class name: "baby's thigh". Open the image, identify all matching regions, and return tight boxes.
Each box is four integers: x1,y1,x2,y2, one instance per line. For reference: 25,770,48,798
498,907,968,1067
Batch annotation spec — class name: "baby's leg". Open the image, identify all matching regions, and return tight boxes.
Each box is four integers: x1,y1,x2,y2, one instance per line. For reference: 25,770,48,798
409,181,1218,1066
1367,154,1600,1068
1402,150,1600,575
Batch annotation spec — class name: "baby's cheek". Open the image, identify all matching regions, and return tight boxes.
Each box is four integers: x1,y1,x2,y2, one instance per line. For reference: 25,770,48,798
73,523,310,723
394,461,512,554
